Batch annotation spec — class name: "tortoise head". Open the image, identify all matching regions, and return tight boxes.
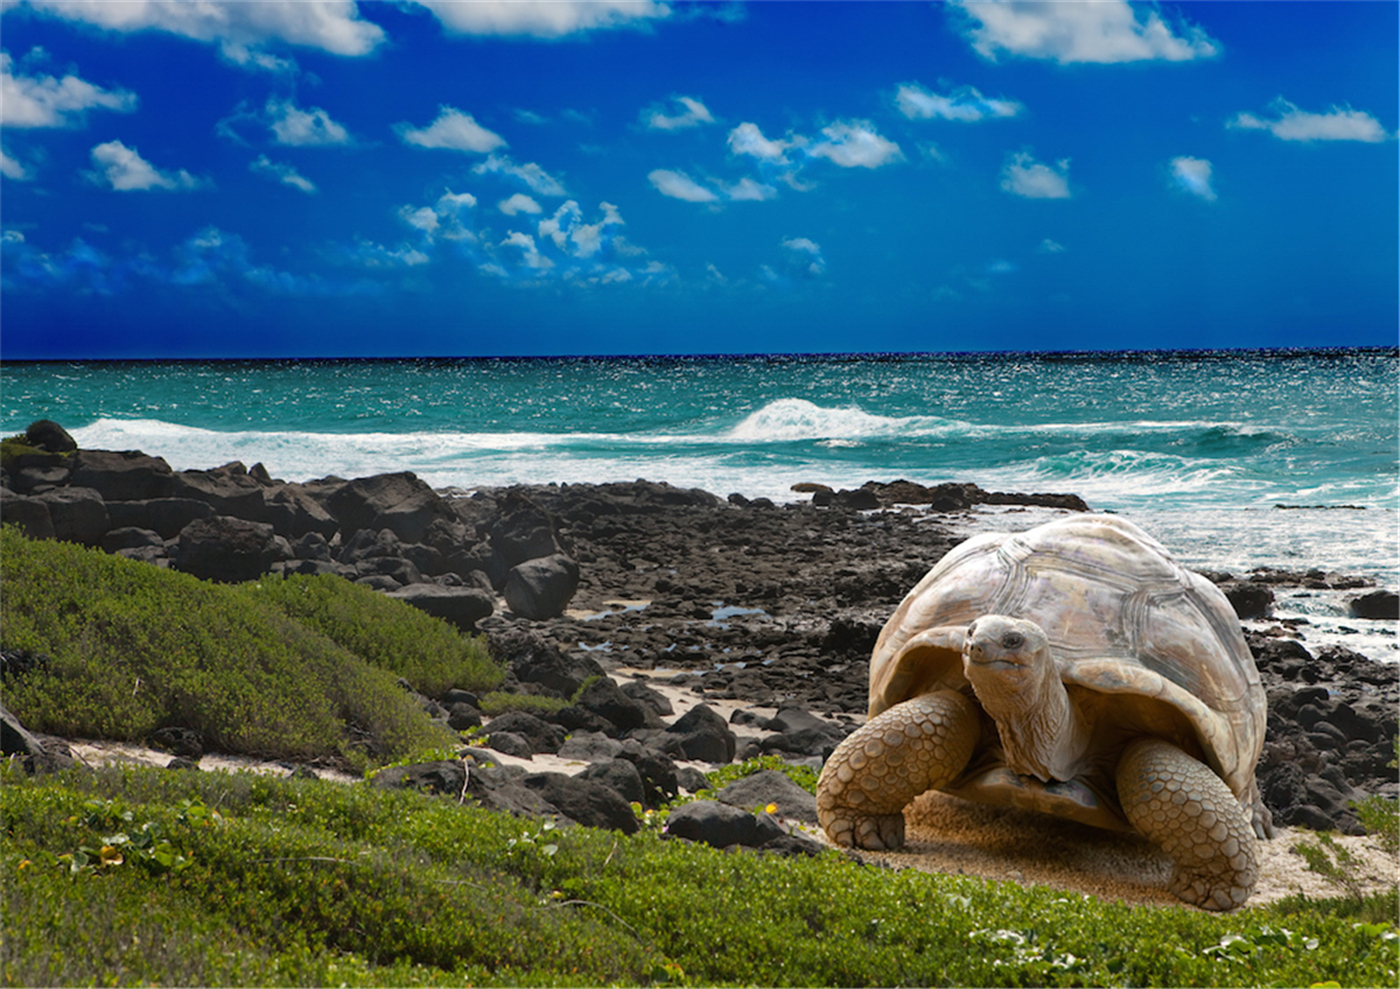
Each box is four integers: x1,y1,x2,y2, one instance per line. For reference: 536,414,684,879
962,615,1086,781
962,615,1054,711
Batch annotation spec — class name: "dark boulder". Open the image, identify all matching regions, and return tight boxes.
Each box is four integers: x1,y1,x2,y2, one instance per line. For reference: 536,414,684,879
665,800,784,848
70,449,175,501
618,747,681,807
263,484,339,539
573,676,659,732
1,701,45,758
7,464,72,495
1349,589,1399,620
34,486,109,545
328,472,443,544
25,419,76,453
666,704,737,763
485,711,566,754
101,527,164,553
385,583,494,632
557,731,625,762
107,497,216,539
0,490,54,539
578,759,647,806
621,679,673,716
488,491,565,574
491,628,605,696
485,731,535,759
519,772,639,833
370,760,467,796
715,769,819,824
171,516,291,582
447,703,483,732
1220,580,1274,619
174,467,268,520
503,554,580,620
148,726,204,760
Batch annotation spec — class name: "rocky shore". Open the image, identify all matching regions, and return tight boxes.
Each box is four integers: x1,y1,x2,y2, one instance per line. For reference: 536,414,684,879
2,419,1397,852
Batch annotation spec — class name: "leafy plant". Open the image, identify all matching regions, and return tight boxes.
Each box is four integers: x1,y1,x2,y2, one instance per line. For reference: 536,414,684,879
478,691,568,717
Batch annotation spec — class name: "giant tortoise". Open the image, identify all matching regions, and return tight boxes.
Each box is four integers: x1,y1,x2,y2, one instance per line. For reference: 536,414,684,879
815,515,1272,910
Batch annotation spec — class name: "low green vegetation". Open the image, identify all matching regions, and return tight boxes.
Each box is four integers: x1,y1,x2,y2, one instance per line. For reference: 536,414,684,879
2,764,1396,988
0,433,67,471
479,691,570,717
0,527,502,771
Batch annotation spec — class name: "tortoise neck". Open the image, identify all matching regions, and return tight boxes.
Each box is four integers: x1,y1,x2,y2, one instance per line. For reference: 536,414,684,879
971,657,1090,783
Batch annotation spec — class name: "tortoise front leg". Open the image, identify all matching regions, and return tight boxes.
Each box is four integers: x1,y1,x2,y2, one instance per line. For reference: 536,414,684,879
1115,738,1259,911
817,690,978,851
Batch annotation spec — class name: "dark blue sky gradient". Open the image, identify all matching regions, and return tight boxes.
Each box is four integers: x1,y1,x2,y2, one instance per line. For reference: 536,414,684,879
1,1,1395,358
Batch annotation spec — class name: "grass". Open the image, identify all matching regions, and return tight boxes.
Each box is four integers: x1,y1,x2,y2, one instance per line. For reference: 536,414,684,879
2,763,1396,988
0,527,503,771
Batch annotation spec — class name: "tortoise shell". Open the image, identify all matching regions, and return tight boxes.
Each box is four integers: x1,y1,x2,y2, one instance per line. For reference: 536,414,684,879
869,515,1266,808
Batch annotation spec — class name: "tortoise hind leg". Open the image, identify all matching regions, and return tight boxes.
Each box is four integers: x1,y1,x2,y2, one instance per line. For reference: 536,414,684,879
817,690,978,851
1116,738,1258,911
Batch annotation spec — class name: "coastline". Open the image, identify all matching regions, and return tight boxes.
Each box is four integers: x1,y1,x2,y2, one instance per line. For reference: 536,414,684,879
4,437,1397,911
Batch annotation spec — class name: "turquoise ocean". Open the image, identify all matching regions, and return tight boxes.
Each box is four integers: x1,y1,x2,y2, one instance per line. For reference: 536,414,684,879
4,348,1397,657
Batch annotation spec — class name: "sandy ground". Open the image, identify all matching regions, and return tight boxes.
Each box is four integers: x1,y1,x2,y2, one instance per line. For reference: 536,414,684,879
64,669,1398,912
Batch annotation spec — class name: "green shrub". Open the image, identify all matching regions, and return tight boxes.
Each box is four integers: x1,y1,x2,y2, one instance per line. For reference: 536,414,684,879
0,527,454,769
246,574,503,696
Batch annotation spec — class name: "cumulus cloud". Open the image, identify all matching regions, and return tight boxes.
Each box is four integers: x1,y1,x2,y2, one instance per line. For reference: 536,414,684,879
8,0,384,70
643,95,715,131
951,0,1220,64
266,97,351,146
648,168,718,203
1038,238,1066,253
1228,98,1391,143
499,193,542,216
411,0,670,38
727,121,798,163
1,51,137,128
249,154,316,193
718,177,776,202
895,82,1022,122
1169,156,1216,201
500,231,553,270
1,147,33,180
398,107,507,153
1000,152,1070,199
808,120,903,169
472,154,567,196
781,236,825,276
538,200,623,258
87,140,202,191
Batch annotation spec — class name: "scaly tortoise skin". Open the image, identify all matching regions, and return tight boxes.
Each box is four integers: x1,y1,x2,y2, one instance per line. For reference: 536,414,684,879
816,515,1272,910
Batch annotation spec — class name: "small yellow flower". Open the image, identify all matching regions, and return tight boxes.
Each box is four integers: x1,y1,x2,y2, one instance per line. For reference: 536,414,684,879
17,859,30,870
98,845,124,867
765,803,779,815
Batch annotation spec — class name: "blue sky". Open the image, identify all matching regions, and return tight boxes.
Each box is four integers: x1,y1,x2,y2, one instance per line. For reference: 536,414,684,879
1,0,1395,358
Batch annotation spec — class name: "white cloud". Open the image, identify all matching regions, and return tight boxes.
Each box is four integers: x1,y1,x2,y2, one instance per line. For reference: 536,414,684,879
501,231,553,269
727,121,796,162
1000,152,1070,199
781,237,826,276
499,193,542,216
648,168,718,203
1169,156,1216,201
9,0,384,68
1038,238,1066,253
472,155,567,196
399,206,439,235
1,51,137,128
807,120,903,169
538,200,623,258
87,140,201,191
644,95,714,131
719,177,776,202
411,0,670,38
398,107,507,153
951,0,1220,64
266,97,351,146
249,154,316,193
1,147,32,180
895,82,1022,122
1228,98,1391,143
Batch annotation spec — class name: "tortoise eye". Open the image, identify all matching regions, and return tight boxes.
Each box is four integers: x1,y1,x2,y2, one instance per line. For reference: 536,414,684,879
1001,631,1025,650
